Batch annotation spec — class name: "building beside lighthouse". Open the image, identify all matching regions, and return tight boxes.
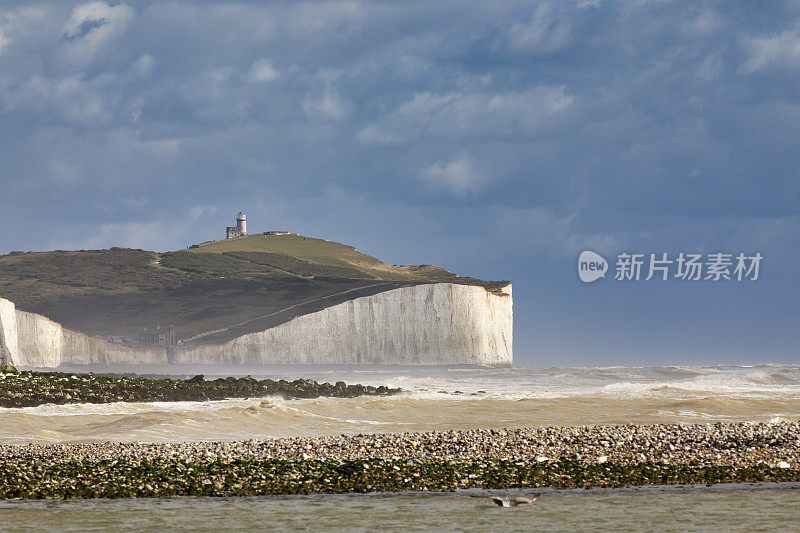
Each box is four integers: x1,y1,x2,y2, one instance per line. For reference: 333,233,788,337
226,211,247,239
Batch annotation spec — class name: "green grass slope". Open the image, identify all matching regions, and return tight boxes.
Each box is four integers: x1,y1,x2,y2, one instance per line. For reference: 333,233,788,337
0,235,508,345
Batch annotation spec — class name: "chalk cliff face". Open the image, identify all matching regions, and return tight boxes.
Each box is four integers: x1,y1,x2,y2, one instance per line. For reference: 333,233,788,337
0,282,512,367
0,298,165,367
178,283,512,365
0,299,19,365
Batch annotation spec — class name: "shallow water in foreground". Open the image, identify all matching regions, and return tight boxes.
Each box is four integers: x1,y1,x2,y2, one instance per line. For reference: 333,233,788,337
1,484,799,532
2,364,800,444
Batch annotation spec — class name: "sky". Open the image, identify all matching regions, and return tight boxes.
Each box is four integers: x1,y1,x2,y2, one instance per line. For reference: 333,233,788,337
0,0,798,365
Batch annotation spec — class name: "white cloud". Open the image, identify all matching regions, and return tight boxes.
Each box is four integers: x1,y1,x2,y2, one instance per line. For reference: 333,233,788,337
739,27,800,75
284,1,367,38
62,2,134,40
685,9,722,37
128,96,143,122
0,27,10,56
315,67,344,83
0,6,50,58
353,124,404,145
133,54,155,76
59,2,135,68
356,87,574,145
302,88,351,121
249,57,279,82
419,152,487,197
2,74,111,123
190,205,219,222
505,2,572,54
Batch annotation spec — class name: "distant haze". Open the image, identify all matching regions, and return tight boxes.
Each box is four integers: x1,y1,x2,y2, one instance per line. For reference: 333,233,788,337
0,1,798,364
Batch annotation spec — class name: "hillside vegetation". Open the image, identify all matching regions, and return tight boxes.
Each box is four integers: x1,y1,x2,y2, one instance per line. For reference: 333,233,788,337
0,234,508,345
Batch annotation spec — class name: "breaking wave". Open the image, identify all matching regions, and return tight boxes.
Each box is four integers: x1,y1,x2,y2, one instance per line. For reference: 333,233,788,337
1,365,799,444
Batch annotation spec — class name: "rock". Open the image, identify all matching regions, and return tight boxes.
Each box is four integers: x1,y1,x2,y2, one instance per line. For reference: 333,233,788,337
597,455,608,464
336,464,356,475
0,371,400,408
0,362,18,374
777,461,791,469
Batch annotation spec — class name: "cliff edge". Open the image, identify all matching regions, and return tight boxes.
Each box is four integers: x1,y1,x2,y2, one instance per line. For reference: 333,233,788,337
180,283,512,365
0,283,511,367
0,233,512,366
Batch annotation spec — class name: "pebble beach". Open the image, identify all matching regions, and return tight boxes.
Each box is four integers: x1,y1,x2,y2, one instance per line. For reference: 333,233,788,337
4,422,799,465
1,422,798,499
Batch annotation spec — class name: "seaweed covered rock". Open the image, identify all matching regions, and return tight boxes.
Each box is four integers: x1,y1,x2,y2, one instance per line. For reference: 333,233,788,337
0,371,401,408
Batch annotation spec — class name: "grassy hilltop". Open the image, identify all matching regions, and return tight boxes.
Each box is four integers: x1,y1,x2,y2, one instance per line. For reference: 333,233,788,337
0,234,507,345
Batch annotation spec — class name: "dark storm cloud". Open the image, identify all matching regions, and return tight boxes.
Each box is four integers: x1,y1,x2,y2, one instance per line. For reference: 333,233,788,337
0,1,798,363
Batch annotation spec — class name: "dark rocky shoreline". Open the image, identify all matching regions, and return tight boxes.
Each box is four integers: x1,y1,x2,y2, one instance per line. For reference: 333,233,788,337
0,422,798,499
0,371,400,408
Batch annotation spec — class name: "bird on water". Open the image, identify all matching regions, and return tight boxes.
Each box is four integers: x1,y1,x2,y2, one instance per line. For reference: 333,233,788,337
471,493,542,507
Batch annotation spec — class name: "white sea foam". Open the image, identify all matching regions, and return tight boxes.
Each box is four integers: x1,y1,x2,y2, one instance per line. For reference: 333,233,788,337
1,365,799,444
6,398,274,417
362,365,800,401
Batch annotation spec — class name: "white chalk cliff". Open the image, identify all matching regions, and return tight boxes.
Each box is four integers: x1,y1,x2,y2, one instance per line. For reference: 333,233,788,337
0,283,512,367
0,298,165,367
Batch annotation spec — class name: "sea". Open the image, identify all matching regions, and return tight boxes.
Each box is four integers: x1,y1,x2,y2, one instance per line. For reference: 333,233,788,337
2,364,800,531
2,364,800,444
2,484,800,532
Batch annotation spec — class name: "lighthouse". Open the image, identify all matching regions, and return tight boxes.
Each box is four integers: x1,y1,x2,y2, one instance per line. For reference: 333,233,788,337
226,211,248,239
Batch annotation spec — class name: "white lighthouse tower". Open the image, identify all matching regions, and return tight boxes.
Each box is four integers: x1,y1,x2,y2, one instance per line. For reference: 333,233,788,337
226,211,248,239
